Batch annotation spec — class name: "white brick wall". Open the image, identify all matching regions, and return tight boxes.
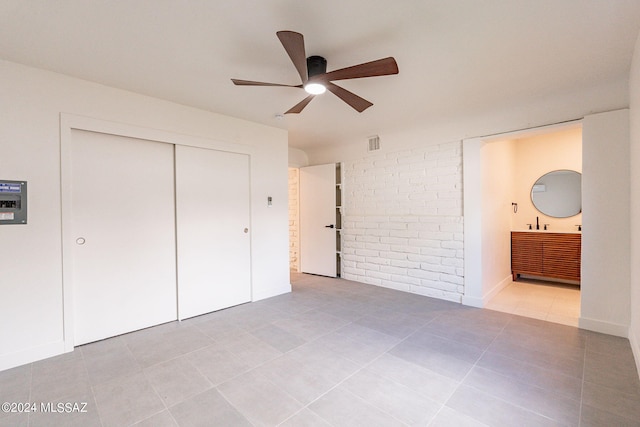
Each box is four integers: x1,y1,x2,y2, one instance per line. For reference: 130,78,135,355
288,168,299,271
342,141,464,302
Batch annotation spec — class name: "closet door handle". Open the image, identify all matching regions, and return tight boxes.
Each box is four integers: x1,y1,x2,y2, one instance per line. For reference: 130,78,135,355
325,224,335,229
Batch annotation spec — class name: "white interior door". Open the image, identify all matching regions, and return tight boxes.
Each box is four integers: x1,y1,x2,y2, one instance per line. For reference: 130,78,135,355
175,145,251,320
70,130,177,345
300,163,337,277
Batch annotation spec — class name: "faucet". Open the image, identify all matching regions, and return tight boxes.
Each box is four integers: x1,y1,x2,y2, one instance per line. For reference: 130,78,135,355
536,216,540,230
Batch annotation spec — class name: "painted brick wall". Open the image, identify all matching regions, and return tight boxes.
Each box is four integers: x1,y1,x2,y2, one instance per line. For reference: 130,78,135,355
341,141,464,302
288,168,299,271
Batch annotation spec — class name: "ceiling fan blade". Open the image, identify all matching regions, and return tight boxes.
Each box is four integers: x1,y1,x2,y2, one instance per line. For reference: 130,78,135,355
318,57,398,82
325,82,373,113
277,31,308,84
231,79,302,88
285,95,315,114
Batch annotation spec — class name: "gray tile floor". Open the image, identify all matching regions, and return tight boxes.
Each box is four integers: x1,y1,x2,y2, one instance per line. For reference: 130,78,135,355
1,272,640,426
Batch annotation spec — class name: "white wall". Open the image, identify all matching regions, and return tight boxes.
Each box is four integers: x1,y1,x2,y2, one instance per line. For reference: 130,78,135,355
580,110,630,336
0,59,290,371
511,128,583,232
304,74,628,167
480,139,516,299
288,147,309,168
628,30,640,373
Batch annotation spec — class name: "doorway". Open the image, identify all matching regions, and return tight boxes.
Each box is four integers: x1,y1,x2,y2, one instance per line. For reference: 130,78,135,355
463,122,582,326
288,163,342,278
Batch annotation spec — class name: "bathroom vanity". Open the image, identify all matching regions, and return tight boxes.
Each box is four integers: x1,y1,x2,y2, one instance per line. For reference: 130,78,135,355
511,231,581,283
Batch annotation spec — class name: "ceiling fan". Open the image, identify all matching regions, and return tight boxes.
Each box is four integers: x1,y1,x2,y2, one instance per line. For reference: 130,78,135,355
231,31,399,114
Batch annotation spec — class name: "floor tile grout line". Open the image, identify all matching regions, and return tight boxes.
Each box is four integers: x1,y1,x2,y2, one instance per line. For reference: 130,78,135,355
471,331,586,388
154,311,364,424
86,374,104,427
238,317,369,427
30,347,105,426
138,355,198,426
26,361,34,426
577,333,588,427
214,383,260,427
288,313,450,427
452,315,582,425
436,312,512,423
457,382,567,425
285,351,397,426
482,315,586,423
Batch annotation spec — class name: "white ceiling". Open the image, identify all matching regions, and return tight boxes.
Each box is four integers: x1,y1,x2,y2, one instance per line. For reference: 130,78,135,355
1,1,640,150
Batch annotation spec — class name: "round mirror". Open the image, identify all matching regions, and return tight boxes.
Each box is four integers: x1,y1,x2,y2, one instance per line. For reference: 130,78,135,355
530,170,582,218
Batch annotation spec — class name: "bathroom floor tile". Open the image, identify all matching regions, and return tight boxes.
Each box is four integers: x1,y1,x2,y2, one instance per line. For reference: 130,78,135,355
487,278,580,327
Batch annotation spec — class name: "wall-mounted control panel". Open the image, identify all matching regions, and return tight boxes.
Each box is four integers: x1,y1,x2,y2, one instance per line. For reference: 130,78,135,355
0,180,27,224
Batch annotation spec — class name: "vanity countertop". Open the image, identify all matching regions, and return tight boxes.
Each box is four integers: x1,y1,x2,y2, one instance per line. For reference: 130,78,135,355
513,230,582,234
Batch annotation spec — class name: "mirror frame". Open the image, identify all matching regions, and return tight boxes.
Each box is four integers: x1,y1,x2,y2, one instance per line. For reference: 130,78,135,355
530,169,582,218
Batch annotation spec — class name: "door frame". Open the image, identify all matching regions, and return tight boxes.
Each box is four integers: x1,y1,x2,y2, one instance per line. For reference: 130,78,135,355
299,163,338,277
60,113,255,351
461,119,583,308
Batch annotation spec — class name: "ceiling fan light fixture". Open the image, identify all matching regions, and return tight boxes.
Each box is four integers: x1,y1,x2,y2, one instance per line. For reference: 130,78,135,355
304,82,326,95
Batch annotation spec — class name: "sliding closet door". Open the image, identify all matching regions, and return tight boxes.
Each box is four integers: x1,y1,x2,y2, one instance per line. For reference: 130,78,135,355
70,130,177,345
175,145,251,320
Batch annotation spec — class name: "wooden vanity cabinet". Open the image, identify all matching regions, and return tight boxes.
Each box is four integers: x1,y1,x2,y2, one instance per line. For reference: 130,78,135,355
511,232,581,283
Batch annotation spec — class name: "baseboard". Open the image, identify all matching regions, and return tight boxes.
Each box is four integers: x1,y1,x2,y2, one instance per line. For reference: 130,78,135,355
462,274,511,308
0,341,69,372
252,283,292,302
629,325,640,380
482,274,513,306
578,316,629,338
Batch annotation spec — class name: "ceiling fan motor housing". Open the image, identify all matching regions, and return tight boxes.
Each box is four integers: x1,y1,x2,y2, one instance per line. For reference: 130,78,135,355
307,55,327,78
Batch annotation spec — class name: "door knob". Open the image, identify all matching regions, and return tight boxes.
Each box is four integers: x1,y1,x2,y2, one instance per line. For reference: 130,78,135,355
325,224,335,228
76,237,86,245
244,228,249,233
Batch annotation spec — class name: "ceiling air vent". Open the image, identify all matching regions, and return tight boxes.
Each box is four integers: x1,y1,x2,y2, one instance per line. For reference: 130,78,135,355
368,135,380,152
